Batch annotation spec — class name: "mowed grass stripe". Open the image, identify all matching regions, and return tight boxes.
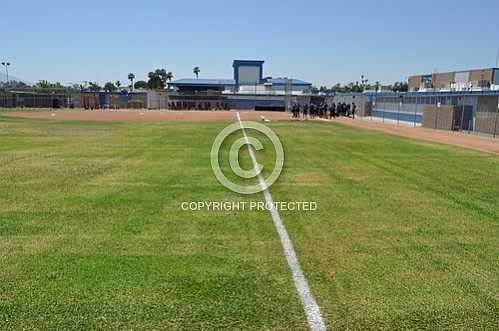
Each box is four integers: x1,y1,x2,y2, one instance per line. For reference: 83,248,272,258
0,115,309,330
1,114,498,330
263,120,499,330
236,112,326,331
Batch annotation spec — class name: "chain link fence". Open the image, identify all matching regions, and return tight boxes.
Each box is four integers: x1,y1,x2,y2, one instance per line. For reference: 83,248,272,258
0,91,151,110
333,93,499,138
0,91,79,109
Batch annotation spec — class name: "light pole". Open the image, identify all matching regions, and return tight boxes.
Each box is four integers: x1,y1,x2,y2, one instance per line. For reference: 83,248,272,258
398,95,403,125
1,62,11,83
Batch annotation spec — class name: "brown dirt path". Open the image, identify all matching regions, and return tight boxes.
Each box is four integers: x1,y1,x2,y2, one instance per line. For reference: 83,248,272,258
3,109,292,122
332,117,499,155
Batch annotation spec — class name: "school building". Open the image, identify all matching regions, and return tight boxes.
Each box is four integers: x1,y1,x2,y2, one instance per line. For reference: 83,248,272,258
408,68,499,92
167,60,312,111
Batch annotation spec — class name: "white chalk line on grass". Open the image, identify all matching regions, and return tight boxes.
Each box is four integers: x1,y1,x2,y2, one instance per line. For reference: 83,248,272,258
235,112,327,331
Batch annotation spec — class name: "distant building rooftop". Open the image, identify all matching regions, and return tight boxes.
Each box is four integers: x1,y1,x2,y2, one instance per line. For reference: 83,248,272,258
168,79,236,87
266,78,312,86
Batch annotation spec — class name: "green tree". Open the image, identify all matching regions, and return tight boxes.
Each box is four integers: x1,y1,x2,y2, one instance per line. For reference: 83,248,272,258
147,69,168,89
392,82,408,92
88,82,101,91
166,72,174,82
128,73,135,91
104,82,117,92
36,80,59,89
134,80,148,89
331,83,341,92
0,80,29,89
193,67,200,79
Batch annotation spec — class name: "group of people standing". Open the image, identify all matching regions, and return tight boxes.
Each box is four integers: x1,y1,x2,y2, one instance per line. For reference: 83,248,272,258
291,102,357,120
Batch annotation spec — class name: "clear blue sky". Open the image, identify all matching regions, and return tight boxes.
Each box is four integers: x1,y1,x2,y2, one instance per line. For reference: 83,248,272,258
3,0,499,87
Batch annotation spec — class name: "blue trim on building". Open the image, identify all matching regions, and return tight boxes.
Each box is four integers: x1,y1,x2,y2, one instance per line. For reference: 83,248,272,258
372,109,423,123
233,60,265,86
232,60,265,66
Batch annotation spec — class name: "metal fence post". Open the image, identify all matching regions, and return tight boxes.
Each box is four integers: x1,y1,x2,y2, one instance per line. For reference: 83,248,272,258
397,95,401,125
493,111,498,139
435,99,440,130
382,97,385,123
494,96,499,138
414,96,418,127
372,95,375,121
460,97,466,132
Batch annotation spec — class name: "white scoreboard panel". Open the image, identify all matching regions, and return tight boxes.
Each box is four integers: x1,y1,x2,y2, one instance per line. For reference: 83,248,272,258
237,66,261,85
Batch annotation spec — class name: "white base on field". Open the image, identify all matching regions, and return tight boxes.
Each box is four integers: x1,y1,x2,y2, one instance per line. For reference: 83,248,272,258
236,112,327,331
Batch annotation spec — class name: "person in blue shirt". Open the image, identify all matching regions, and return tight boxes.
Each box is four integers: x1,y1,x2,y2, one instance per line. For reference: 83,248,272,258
292,103,299,119
330,103,336,119
322,103,328,118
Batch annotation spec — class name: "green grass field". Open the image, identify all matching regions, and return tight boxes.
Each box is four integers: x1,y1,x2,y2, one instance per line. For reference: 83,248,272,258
0,113,498,330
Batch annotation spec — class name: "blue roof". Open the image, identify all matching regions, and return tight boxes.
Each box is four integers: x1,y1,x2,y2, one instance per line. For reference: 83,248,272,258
267,78,312,86
168,79,236,87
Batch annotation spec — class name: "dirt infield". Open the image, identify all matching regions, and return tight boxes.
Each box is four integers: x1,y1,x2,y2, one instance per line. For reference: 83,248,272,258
334,117,499,155
4,109,292,122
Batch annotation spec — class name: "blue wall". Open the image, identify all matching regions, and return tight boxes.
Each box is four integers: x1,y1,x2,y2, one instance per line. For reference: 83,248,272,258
372,109,423,123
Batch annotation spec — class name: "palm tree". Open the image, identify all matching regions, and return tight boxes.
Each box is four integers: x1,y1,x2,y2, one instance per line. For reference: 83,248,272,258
193,67,200,79
128,73,135,91
157,69,167,87
166,72,174,82
165,72,174,90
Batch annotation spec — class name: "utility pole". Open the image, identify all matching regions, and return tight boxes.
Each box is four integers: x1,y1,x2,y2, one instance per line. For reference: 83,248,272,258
1,61,11,83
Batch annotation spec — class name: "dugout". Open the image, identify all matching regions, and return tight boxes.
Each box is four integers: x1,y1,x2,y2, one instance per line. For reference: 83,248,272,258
0,90,73,108
167,79,234,110
81,91,147,109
